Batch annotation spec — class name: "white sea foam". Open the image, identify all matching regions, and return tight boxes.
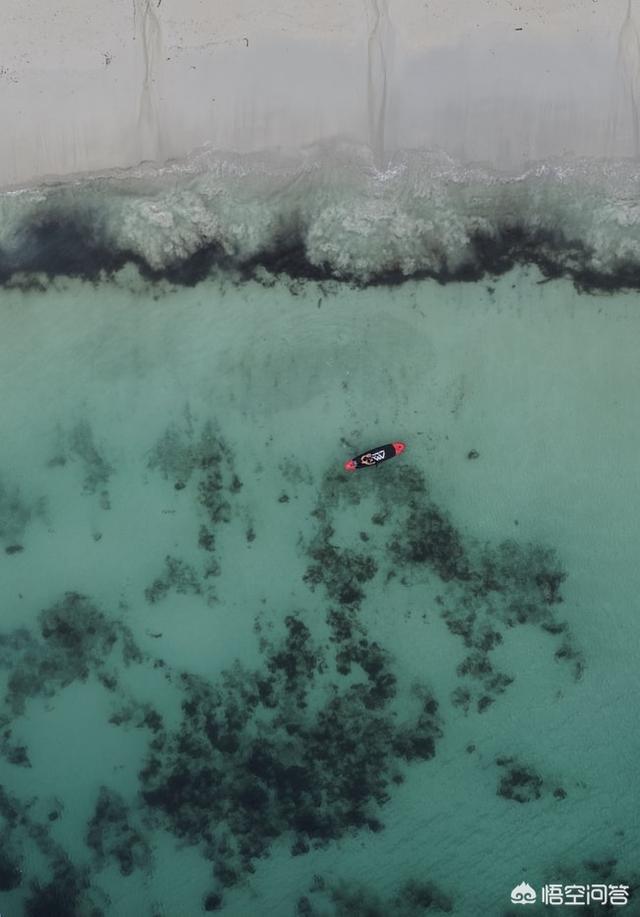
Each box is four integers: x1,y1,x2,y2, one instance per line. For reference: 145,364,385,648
3,144,640,286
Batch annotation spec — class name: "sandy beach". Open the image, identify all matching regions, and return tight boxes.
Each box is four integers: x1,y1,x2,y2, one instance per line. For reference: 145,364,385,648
1,0,638,187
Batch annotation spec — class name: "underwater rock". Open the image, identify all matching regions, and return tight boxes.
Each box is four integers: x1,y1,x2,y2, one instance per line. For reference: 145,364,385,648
476,695,494,713
311,451,575,724
451,686,471,713
554,642,585,680
40,593,116,656
203,892,223,911
0,627,34,667
296,896,314,916
309,876,454,916
280,459,313,486
147,417,201,483
392,687,442,760
266,616,321,700
3,592,142,717
138,614,443,886
333,636,398,709
24,858,102,917
583,858,617,881
0,850,22,890
144,555,202,604
67,419,114,496
86,787,151,877
457,651,494,679
5,543,24,555
0,785,22,827
198,526,215,552
109,699,163,734
148,419,242,589
496,757,544,803
393,879,454,913
0,475,40,544
326,607,359,644
389,504,471,583
5,742,31,767
303,535,377,607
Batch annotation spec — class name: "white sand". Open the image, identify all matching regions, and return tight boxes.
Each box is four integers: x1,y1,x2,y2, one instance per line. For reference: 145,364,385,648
1,0,638,187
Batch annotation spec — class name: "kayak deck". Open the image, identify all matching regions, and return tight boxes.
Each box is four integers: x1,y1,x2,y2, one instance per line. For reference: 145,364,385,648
344,441,405,471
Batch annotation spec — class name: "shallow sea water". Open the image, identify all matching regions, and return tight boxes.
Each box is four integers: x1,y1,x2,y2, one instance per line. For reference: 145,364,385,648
1,257,640,916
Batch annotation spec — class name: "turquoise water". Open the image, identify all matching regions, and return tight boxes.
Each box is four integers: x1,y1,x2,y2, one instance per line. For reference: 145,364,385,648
1,158,640,916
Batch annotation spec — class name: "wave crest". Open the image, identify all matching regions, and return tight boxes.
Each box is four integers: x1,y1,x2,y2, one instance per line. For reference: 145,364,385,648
2,145,640,290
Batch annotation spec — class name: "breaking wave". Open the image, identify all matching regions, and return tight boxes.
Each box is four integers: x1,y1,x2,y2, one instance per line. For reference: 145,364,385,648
3,142,640,290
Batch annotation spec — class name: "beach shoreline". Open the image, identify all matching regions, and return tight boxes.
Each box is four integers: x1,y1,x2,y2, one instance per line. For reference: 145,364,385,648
1,0,636,188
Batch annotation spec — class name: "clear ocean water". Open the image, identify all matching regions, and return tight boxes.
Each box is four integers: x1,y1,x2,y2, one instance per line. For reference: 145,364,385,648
1,150,640,916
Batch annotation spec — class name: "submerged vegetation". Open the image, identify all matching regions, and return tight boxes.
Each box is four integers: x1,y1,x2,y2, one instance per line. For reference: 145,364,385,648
0,405,610,915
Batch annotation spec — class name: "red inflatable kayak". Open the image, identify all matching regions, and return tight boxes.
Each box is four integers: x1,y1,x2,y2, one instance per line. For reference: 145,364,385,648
344,441,405,471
